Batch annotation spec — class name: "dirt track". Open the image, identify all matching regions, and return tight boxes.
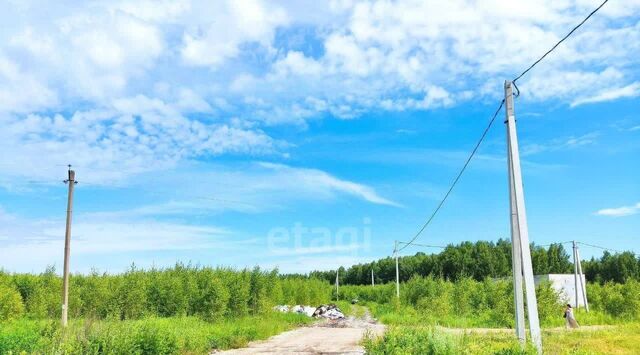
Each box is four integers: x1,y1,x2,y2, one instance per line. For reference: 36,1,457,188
217,312,385,355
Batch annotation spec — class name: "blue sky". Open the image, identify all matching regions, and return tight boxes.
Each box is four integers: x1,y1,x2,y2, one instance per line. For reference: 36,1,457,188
0,0,638,273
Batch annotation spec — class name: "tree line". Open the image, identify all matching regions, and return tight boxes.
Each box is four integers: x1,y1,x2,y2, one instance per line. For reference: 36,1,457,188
307,240,639,285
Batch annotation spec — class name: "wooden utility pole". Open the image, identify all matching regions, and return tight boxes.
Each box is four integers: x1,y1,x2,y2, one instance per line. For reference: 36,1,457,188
505,81,542,353
62,167,77,327
394,240,400,299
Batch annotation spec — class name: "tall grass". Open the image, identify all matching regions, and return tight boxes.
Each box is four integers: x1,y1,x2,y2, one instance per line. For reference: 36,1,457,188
363,326,534,355
0,313,313,354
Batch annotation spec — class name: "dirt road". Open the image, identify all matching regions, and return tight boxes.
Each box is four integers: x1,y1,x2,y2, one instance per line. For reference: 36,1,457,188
217,312,385,355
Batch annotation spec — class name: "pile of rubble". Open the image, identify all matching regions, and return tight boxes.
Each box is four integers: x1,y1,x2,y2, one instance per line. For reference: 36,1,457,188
273,303,345,320
312,304,345,320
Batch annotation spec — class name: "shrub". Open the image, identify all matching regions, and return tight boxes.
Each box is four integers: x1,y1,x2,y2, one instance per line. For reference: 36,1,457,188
0,282,25,321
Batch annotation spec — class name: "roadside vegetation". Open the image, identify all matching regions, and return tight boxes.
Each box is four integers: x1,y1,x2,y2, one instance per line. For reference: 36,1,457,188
2,241,638,354
345,277,640,354
0,264,332,354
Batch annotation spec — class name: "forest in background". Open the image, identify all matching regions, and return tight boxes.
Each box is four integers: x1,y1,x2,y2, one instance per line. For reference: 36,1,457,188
308,240,640,285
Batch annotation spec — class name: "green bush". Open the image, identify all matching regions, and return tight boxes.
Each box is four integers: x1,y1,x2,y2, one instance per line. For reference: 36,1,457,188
364,326,463,355
0,281,25,321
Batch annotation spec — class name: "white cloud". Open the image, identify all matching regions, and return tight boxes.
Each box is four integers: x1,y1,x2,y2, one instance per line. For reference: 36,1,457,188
257,162,401,207
0,96,278,185
595,202,640,217
0,207,232,272
522,132,599,156
0,53,58,113
571,82,640,107
180,0,288,67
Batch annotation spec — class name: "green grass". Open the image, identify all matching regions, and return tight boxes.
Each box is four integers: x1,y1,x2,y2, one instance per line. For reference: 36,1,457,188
362,302,640,354
365,324,640,355
0,312,313,354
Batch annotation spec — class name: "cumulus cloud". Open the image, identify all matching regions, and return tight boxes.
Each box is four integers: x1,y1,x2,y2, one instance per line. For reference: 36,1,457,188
181,0,288,67
0,0,639,182
0,95,278,185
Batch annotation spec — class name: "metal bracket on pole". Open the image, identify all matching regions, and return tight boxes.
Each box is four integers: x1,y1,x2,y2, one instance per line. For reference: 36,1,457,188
505,81,542,353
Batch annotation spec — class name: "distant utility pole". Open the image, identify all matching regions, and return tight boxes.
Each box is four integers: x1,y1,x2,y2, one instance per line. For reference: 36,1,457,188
335,269,339,301
371,269,375,287
394,240,400,299
61,166,77,327
505,81,542,353
573,241,589,312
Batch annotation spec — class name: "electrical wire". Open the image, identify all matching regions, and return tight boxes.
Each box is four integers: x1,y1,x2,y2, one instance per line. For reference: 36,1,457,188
396,99,505,253
512,0,610,84
536,241,573,247
397,0,611,253
398,241,446,249
577,242,625,254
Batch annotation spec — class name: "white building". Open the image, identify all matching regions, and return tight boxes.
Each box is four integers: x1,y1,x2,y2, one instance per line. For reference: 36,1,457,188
534,274,587,308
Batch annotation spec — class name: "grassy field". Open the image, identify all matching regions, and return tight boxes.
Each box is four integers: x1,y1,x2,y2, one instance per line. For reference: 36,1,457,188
361,303,640,354
364,323,640,354
350,276,640,354
3,267,639,354
0,313,313,354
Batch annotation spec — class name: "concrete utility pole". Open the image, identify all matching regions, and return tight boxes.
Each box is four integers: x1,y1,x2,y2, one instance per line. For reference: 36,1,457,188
573,240,579,309
371,269,375,287
573,241,589,312
335,269,339,301
508,134,526,343
61,166,77,327
395,240,400,299
505,81,542,353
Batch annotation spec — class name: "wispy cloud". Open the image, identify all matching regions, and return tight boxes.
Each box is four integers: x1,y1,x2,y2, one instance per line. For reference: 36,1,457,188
257,162,401,207
0,206,239,272
522,132,599,156
571,82,640,107
595,202,640,217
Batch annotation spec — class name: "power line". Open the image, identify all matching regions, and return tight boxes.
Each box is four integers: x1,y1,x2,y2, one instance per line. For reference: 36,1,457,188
399,0,610,253
577,241,626,254
536,241,573,248
397,99,505,253
512,0,610,84
397,241,446,248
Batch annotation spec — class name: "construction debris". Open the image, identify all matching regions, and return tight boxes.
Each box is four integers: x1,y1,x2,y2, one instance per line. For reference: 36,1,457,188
273,304,345,320
273,305,316,317
312,304,345,320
